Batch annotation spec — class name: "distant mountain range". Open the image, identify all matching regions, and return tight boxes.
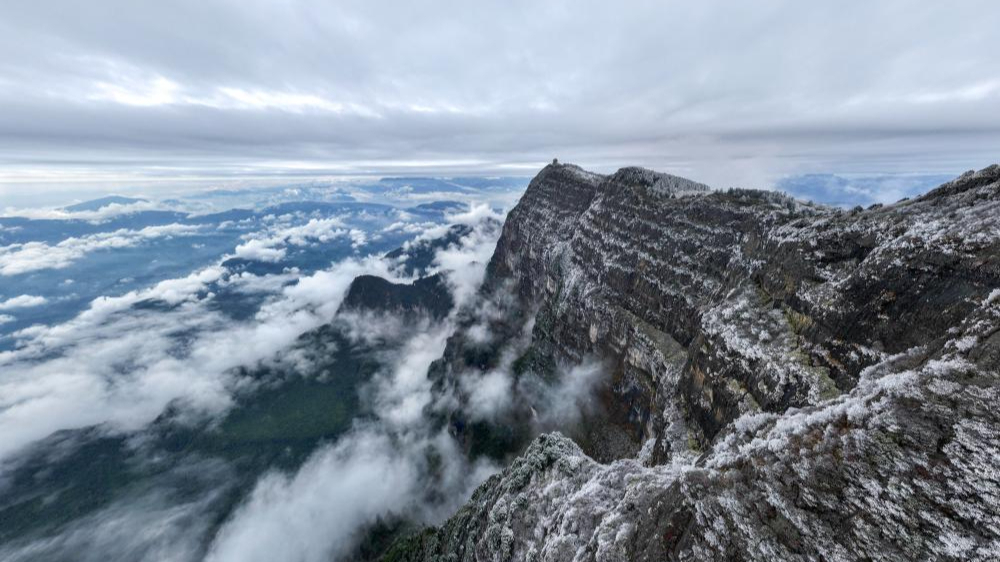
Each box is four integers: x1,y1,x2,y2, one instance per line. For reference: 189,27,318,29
63,195,147,212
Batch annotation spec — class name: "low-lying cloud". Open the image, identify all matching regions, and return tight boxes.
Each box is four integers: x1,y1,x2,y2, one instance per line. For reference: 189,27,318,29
0,454,233,562
0,253,401,462
206,206,509,561
0,202,510,561
232,216,350,262
0,294,48,310
0,223,202,276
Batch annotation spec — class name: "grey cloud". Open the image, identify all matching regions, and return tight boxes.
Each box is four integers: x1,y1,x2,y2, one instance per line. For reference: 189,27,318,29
1,0,999,194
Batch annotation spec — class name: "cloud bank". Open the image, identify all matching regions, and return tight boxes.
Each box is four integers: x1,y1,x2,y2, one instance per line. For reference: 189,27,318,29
0,254,401,461
0,202,509,562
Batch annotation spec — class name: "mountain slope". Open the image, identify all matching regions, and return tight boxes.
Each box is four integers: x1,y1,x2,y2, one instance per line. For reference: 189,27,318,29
386,162,1000,561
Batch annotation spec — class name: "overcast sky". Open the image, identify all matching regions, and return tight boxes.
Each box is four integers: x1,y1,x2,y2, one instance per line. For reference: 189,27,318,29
1,0,999,194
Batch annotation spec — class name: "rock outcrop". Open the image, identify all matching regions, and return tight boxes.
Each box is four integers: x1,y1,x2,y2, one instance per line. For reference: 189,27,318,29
386,162,1000,561
341,274,454,321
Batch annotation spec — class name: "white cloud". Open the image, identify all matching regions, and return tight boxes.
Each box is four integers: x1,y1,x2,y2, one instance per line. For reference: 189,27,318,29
206,317,495,562
0,207,508,561
0,223,203,276
347,228,367,249
205,429,418,562
280,217,348,244
0,314,14,325
0,295,48,310
205,210,509,561
538,360,606,427
231,216,350,262
464,369,514,421
1,200,162,221
0,253,400,462
233,239,287,262
432,204,505,308
373,325,452,430
445,203,504,226
220,270,300,294
91,75,182,107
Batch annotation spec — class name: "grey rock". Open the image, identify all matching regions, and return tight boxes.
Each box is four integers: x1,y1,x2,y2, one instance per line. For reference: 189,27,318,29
340,273,454,321
387,162,1000,561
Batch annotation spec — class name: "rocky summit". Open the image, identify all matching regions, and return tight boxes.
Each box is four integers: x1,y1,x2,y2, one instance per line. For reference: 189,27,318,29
384,162,1000,561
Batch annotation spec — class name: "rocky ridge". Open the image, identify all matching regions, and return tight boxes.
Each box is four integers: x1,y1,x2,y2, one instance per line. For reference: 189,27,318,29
341,274,454,321
385,162,1000,561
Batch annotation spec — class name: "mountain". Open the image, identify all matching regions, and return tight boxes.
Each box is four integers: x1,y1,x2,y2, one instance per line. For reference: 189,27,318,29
63,195,147,212
340,274,454,321
383,162,1000,561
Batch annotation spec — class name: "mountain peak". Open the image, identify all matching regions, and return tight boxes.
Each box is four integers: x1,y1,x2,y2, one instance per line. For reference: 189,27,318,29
608,166,712,196
63,195,147,213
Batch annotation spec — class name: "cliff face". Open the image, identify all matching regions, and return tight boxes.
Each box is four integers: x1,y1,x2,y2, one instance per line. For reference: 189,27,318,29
392,163,1000,561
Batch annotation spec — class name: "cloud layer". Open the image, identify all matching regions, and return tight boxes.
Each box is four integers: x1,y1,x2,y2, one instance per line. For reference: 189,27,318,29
0,202,509,561
0,254,400,461
0,223,202,275
206,206,508,561
1,0,999,193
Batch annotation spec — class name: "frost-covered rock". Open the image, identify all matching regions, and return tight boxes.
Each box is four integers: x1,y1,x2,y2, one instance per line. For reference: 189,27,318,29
389,162,1000,561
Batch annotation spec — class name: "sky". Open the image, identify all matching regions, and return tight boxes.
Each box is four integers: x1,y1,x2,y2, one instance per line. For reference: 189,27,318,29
1,0,999,196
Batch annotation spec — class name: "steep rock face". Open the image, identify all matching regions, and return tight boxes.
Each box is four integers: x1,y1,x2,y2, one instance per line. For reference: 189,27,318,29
467,163,999,456
391,300,1000,561
485,163,605,302
391,163,1000,561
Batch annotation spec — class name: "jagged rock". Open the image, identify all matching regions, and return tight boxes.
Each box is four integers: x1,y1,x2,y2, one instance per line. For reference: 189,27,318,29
387,162,1000,561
